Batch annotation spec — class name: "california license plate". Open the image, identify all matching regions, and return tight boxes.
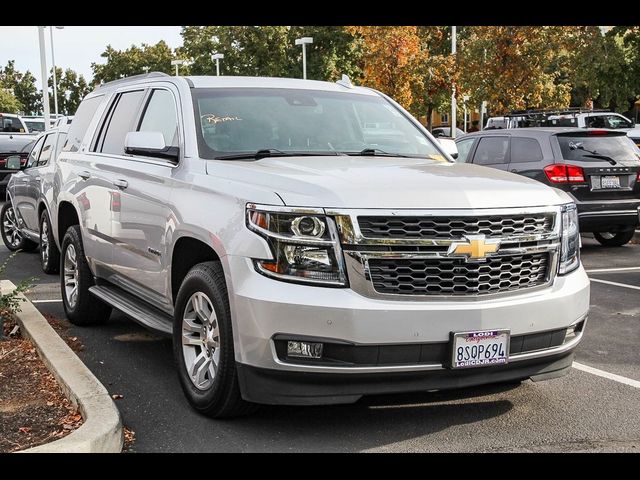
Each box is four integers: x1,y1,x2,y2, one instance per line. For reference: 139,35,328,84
451,330,510,369
600,175,621,189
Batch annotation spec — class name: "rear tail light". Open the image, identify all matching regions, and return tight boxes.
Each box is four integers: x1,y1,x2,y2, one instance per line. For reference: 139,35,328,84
544,164,585,184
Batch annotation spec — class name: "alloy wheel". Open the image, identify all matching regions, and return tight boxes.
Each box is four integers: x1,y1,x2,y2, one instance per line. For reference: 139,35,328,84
3,206,22,248
181,292,220,390
63,244,79,308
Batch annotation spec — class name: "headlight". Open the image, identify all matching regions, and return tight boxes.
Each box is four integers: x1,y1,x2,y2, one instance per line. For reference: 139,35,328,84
246,205,348,287
559,203,580,275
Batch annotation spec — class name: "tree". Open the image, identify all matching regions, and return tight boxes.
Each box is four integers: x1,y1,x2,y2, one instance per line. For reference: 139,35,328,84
457,26,573,115
0,89,22,113
48,67,91,115
607,26,640,114
0,60,40,114
346,26,423,111
92,41,175,85
180,26,362,81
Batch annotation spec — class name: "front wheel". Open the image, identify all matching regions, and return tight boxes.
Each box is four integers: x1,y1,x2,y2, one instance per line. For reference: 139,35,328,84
60,225,111,325
0,202,37,252
173,261,257,418
40,210,60,274
593,229,636,247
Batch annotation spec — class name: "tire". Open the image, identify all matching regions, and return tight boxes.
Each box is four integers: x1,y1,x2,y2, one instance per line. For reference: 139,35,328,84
593,229,635,247
173,261,257,418
39,210,60,274
60,225,111,325
0,202,37,252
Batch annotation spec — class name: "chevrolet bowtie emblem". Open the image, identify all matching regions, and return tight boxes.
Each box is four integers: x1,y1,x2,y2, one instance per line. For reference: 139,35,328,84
448,235,500,261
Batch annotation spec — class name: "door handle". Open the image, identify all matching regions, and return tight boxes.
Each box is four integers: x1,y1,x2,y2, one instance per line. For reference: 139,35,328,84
78,171,91,180
113,179,129,190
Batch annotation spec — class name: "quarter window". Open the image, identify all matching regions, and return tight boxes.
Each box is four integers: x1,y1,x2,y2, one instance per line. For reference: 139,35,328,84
26,136,45,168
473,137,510,165
99,90,145,155
63,95,103,152
510,137,543,163
138,89,179,148
37,133,56,166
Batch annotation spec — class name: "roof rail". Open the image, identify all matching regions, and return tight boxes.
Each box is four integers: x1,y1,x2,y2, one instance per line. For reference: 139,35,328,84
95,72,170,90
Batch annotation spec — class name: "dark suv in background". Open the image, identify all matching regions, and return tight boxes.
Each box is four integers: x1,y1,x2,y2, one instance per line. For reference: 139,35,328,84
456,128,640,246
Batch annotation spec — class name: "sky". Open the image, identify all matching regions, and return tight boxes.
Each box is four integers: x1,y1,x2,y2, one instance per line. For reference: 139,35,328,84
0,26,183,85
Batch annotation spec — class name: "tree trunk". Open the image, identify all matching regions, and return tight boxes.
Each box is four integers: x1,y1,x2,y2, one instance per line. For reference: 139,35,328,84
426,105,433,131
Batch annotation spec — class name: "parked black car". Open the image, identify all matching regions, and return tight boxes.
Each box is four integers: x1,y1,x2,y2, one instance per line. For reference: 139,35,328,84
455,128,640,246
0,130,37,197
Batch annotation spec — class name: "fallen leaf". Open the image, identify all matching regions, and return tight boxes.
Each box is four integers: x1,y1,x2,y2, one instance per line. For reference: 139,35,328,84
112,394,124,400
46,401,54,406
19,427,31,434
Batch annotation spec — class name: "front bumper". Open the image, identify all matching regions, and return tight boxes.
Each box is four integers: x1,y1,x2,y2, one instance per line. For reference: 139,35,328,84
225,254,589,404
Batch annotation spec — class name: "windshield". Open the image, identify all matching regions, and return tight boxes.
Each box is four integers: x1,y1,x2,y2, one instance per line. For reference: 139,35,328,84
557,134,640,163
25,120,45,133
192,88,443,160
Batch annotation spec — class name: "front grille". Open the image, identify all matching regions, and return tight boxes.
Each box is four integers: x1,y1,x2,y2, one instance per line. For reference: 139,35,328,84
368,253,549,296
358,214,553,239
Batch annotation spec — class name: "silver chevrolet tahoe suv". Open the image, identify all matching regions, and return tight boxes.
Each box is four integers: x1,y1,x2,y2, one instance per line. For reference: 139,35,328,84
52,72,590,417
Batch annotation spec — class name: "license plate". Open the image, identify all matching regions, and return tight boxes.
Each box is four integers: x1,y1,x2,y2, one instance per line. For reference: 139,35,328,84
600,175,621,189
451,329,510,369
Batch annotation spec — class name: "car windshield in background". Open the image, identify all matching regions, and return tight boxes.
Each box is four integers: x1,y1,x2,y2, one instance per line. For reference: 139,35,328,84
191,88,443,160
25,121,45,133
557,134,640,164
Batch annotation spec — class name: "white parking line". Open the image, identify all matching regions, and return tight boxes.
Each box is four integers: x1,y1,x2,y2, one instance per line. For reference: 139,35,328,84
586,266,640,273
589,278,640,291
30,299,63,304
573,362,640,389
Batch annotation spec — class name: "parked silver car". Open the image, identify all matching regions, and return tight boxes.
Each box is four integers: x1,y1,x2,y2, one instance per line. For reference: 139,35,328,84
1,125,68,273
50,73,589,417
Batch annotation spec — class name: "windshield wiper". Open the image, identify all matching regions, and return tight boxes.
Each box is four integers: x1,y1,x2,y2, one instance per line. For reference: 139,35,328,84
580,154,618,165
215,149,339,160
344,148,411,158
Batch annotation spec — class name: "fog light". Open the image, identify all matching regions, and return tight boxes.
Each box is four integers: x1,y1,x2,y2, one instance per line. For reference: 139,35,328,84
287,341,323,359
565,325,577,341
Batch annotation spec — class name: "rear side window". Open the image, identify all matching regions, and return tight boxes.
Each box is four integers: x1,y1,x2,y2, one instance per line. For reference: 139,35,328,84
99,90,145,155
473,137,510,165
138,89,179,147
37,133,56,166
455,138,475,163
1,117,24,132
63,95,103,152
604,115,633,129
55,133,67,160
557,134,640,163
510,137,543,163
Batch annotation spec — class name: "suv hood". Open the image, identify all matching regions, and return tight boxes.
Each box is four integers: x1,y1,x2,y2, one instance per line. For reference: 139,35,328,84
206,156,571,209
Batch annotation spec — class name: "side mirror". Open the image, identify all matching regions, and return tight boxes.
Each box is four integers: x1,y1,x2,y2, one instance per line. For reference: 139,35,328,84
5,155,22,170
437,138,459,160
124,131,179,163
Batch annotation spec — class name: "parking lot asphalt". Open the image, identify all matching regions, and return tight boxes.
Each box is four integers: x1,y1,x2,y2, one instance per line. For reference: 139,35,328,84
2,234,639,452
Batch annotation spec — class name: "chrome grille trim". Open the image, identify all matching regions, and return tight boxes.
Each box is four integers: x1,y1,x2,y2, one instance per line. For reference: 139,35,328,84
326,206,562,301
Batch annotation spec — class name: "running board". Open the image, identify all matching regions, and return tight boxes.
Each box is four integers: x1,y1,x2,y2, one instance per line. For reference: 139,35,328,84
89,284,173,336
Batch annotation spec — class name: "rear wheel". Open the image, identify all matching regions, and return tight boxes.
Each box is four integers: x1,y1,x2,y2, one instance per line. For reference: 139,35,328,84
593,229,635,247
173,261,257,418
60,225,111,325
1,202,37,252
39,210,60,274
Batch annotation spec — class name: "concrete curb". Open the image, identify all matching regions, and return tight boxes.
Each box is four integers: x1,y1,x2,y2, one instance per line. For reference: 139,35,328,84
2,280,123,453
634,230,640,243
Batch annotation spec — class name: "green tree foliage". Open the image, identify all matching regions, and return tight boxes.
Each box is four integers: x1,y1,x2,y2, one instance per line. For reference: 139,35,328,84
0,61,40,114
179,26,362,81
91,41,175,85
0,89,22,113
48,67,91,115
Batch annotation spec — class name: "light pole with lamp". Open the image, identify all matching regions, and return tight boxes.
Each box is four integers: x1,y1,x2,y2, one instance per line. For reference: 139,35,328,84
294,37,313,79
37,27,51,128
49,26,64,119
171,59,188,76
212,53,224,76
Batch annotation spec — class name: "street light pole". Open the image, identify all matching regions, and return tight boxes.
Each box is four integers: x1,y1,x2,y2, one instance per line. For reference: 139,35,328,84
451,26,457,139
49,26,64,118
37,27,51,128
212,53,224,76
295,37,313,79
463,95,469,133
171,59,185,76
